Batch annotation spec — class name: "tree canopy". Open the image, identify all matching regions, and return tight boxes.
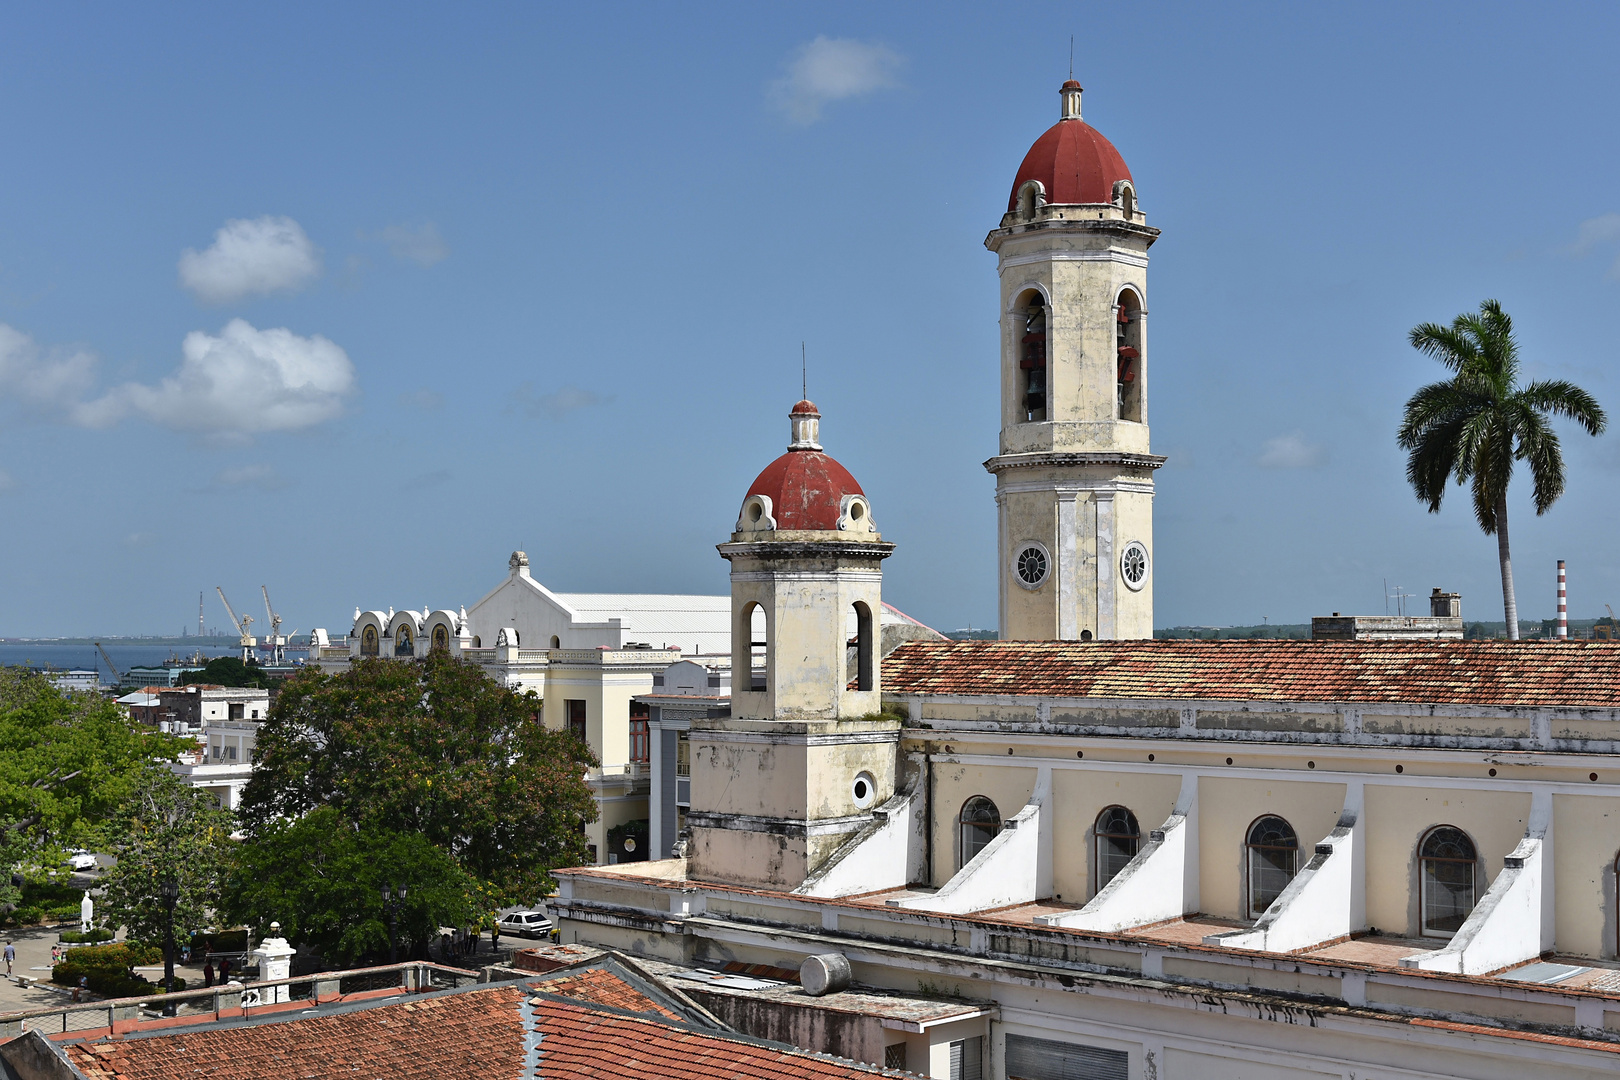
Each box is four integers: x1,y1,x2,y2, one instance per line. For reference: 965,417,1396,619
0,669,184,911
1398,299,1606,637
239,655,597,906
179,656,271,689
222,806,484,964
99,769,235,944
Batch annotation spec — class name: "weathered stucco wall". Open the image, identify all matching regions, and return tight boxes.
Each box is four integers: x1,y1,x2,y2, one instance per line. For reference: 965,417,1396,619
1553,793,1620,958
1363,784,1531,937
1050,768,1181,902
1197,777,1346,921
930,762,1039,885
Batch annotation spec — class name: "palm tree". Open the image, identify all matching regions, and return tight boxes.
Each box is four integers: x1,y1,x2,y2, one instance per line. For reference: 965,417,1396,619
1397,299,1605,640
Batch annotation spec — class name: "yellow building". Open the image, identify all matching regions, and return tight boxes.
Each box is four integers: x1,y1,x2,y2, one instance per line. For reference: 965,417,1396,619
547,82,1620,1078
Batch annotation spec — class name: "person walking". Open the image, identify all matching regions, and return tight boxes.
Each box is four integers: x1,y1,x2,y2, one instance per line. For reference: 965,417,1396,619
203,960,215,988
51,944,62,966
3,940,14,976
219,957,231,982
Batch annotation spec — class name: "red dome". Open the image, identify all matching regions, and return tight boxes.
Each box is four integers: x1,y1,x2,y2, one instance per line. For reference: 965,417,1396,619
746,449,864,531
1007,102,1132,211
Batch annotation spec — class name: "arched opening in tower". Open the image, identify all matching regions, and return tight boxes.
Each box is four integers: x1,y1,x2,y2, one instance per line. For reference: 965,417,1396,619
1116,291,1143,422
1017,290,1048,422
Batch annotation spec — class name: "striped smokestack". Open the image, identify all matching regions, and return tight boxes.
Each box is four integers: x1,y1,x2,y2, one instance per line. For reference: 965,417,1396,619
1558,560,1568,640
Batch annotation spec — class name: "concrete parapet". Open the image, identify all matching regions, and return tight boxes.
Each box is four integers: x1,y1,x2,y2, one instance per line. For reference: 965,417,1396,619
1038,772,1199,932
890,768,1051,914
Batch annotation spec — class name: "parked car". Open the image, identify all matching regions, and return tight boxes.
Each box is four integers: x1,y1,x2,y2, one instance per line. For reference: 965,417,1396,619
65,851,98,872
497,910,553,939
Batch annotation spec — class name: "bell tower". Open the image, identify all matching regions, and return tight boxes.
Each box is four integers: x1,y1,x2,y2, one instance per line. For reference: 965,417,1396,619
984,80,1164,641
687,401,901,891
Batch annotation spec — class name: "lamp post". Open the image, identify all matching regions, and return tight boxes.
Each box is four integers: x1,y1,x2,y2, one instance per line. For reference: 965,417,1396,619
381,884,408,964
158,879,179,1015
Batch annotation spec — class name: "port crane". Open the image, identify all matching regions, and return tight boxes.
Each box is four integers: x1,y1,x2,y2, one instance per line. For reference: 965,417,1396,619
261,586,298,664
92,642,120,688
216,587,256,662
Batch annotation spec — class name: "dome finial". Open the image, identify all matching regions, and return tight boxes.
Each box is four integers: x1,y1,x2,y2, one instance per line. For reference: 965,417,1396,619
789,400,822,451
1060,79,1083,121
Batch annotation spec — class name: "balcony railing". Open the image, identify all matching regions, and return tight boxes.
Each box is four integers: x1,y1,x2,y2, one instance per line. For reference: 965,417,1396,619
0,961,481,1041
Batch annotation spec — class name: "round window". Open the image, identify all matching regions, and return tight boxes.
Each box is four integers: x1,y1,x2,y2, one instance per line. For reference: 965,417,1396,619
1014,544,1049,589
1120,540,1150,592
851,771,877,810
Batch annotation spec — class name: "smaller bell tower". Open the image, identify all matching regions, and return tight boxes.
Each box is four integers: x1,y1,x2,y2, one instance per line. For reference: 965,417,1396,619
687,401,902,891
985,80,1165,641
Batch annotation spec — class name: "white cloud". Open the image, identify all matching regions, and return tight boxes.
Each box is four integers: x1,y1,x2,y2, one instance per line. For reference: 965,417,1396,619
209,463,289,491
374,222,448,267
84,319,356,436
0,323,100,416
179,216,322,304
769,36,903,124
1570,213,1620,278
1256,431,1327,469
514,383,611,419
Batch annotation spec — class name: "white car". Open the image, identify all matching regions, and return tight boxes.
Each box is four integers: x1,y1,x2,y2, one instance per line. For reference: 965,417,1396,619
66,852,98,872
497,910,552,939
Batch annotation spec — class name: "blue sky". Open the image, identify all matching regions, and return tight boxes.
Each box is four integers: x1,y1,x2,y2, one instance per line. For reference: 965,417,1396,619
2,3,1618,636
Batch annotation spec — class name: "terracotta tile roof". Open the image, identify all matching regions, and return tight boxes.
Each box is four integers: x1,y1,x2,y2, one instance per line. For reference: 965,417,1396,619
882,638,1620,708
56,971,901,1080
64,984,529,1080
537,966,680,1020
532,996,900,1079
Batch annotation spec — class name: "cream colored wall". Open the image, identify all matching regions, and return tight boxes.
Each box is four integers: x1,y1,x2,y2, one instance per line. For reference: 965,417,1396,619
1002,491,1060,641
690,735,810,820
728,553,884,722
1363,784,1531,937
1553,794,1620,958
930,762,1038,885
690,825,806,890
1114,489,1155,640
806,738,896,820
1197,778,1347,921
1051,769,1182,902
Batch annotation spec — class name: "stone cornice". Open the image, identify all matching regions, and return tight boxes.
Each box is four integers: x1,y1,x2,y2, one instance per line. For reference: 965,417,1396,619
983,451,1167,474
717,540,896,563
985,214,1161,253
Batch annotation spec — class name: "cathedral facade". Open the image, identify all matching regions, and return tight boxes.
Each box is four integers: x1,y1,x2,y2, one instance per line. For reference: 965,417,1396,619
545,83,1620,1079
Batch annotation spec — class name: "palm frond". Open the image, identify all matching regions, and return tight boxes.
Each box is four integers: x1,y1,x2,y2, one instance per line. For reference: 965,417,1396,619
1397,381,1483,449
1404,417,1465,511
1408,322,1479,375
1468,426,1514,534
1515,407,1567,515
1518,379,1608,436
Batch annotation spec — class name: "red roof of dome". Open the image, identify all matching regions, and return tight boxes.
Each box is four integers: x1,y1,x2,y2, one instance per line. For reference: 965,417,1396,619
1007,116,1132,211
791,399,819,416
746,450,864,531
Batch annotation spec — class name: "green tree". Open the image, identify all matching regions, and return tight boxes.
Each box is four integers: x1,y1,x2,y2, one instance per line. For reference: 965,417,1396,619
1398,300,1606,639
239,654,596,905
179,656,270,689
222,806,483,964
100,770,235,944
0,669,184,912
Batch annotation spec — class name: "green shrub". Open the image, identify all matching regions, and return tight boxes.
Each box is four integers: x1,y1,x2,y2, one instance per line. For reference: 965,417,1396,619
59,928,115,944
53,942,167,999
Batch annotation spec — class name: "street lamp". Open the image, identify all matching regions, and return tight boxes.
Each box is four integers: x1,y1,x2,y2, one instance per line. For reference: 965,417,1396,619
158,879,179,1014
381,884,408,965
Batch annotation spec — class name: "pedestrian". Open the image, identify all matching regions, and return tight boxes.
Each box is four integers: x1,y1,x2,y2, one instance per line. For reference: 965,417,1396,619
203,960,215,988
73,974,87,1002
3,940,13,976
219,956,231,982
51,944,62,966
491,922,501,953
181,944,191,964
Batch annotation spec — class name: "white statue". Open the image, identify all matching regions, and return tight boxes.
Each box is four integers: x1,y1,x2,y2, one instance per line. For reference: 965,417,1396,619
80,890,93,931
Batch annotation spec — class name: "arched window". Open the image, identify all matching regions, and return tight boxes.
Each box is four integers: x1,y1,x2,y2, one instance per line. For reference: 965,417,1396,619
394,624,413,658
959,796,1001,867
1094,806,1140,892
742,602,768,692
1420,826,1478,937
361,624,379,657
550,635,561,649
1116,291,1143,422
430,624,449,652
1018,293,1047,423
1246,815,1299,918
852,601,875,692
